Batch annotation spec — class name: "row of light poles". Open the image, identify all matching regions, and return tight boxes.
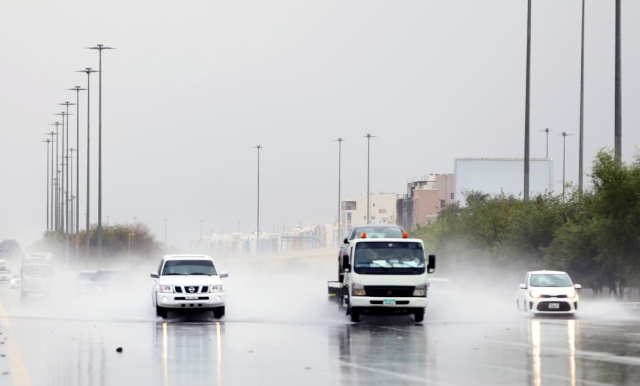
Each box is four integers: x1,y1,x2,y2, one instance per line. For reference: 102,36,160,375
523,0,622,200
40,44,114,261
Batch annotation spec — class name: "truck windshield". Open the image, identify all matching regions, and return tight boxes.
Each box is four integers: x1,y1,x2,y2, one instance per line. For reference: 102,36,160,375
354,242,425,275
162,260,217,276
23,265,53,277
530,274,573,287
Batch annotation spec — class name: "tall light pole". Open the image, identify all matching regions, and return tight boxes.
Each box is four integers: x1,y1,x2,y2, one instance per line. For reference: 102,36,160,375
538,128,552,158
253,145,263,255
43,139,51,232
364,134,376,224
68,86,86,233
50,122,62,230
70,148,76,233
523,0,532,201
578,0,586,194
561,132,574,202
45,131,56,231
614,0,622,165
78,68,97,257
334,138,344,241
164,218,168,249
87,44,115,257
60,104,74,232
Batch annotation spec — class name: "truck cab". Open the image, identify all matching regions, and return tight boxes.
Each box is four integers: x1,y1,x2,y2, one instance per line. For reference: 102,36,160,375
332,232,435,323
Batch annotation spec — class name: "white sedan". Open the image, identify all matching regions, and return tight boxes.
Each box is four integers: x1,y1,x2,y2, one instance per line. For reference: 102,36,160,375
151,254,228,319
517,270,581,315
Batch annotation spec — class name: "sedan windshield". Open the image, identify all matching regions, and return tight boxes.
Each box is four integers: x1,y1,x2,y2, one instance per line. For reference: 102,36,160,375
530,273,573,287
162,260,217,276
354,242,425,275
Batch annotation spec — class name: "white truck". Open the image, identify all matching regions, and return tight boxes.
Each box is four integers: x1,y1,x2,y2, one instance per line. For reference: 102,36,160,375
21,252,54,299
329,232,436,323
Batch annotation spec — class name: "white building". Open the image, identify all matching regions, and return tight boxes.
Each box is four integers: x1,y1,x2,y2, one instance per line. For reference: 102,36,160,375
341,193,399,235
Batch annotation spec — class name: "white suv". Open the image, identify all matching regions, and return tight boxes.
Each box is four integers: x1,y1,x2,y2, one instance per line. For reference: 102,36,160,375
151,255,228,319
517,270,581,315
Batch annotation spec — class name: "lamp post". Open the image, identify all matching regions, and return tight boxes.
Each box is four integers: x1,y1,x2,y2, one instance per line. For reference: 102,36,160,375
49,122,62,230
523,0,532,201
77,68,97,257
578,0,586,193
60,102,75,232
70,148,76,233
68,86,86,233
364,134,376,224
45,131,56,231
539,128,552,158
614,0,621,165
253,145,263,255
42,139,51,232
560,132,574,202
334,138,344,242
87,44,115,257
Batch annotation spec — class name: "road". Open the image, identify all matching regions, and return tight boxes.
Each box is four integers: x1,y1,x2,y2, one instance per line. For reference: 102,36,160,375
1,250,640,385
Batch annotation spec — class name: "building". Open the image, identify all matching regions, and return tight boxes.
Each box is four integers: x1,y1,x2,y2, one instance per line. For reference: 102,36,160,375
397,174,455,231
341,193,399,236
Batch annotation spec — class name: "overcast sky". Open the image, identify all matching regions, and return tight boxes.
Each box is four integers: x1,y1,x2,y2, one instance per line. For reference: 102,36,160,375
1,0,639,249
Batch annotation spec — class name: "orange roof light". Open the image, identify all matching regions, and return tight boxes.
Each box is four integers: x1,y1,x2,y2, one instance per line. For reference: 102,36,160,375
402,232,409,239
360,232,367,239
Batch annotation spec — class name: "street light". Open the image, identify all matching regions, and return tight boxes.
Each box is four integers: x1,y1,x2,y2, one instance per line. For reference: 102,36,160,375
578,0,586,194
70,148,76,233
42,139,51,232
49,122,62,230
538,128,553,159
68,86,86,233
364,134,376,225
614,0,621,165
333,138,344,242
77,68,97,257
87,44,115,257
45,131,56,231
560,132,574,202
253,145,263,255
523,0,532,201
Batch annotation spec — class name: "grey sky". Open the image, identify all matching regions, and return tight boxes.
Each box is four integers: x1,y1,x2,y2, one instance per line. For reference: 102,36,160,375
1,0,639,248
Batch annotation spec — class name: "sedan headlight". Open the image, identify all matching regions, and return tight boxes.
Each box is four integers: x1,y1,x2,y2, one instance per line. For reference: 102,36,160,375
351,283,366,297
413,284,427,297
209,285,223,293
567,290,577,299
529,290,541,299
158,285,174,293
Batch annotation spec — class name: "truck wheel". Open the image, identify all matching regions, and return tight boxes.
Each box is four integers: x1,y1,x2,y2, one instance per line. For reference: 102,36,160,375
213,306,225,319
350,307,361,323
156,306,168,318
414,309,425,323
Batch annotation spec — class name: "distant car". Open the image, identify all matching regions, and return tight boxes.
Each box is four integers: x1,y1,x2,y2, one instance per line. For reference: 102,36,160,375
517,270,581,315
10,274,21,289
76,270,97,292
150,254,228,319
92,269,128,291
338,225,406,282
0,269,11,283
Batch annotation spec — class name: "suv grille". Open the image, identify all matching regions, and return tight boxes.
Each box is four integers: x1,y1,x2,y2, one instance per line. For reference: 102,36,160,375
364,286,415,297
173,286,208,294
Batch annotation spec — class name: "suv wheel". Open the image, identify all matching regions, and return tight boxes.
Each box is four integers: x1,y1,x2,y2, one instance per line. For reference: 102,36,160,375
350,307,361,323
414,309,425,323
156,306,168,318
213,306,225,319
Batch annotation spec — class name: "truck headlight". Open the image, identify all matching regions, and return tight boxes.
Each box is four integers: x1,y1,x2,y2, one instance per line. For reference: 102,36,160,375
352,283,366,297
158,285,174,293
413,284,427,297
209,285,223,293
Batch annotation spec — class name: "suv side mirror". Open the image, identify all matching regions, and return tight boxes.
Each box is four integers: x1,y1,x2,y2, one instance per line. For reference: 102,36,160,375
519,283,527,289
574,284,582,290
150,272,159,279
219,272,229,279
343,238,349,244
427,254,436,273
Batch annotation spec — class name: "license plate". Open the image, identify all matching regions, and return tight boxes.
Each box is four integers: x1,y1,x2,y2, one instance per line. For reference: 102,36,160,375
383,299,396,305
185,296,198,300
549,303,560,309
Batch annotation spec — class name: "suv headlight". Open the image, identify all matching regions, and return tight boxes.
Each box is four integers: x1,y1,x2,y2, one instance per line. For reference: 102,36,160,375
413,284,427,297
352,282,366,297
158,285,174,293
209,285,223,293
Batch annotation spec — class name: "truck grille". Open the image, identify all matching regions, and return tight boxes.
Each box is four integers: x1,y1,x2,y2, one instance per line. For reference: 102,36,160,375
364,286,415,297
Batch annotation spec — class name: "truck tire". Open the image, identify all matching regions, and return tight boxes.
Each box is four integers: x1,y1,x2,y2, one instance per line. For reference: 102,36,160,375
156,306,168,318
414,309,425,323
350,307,361,323
213,306,225,319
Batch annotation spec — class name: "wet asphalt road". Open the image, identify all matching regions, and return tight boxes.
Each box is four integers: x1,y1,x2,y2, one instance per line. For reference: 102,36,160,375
2,250,640,386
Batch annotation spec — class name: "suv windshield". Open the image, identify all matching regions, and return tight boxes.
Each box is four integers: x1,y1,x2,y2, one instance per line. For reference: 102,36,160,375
354,242,425,275
350,227,404,240
162,260,217,276
530,273,573,287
